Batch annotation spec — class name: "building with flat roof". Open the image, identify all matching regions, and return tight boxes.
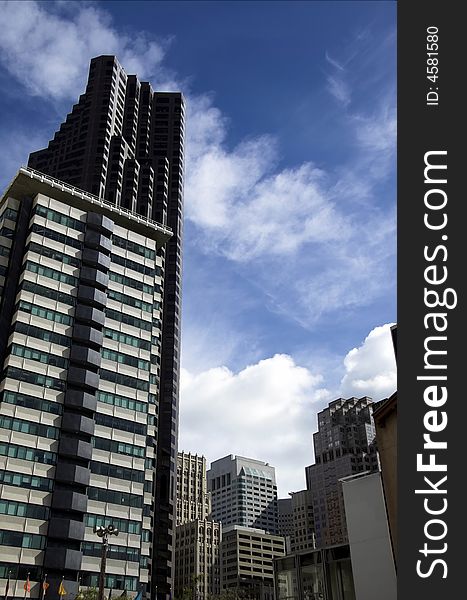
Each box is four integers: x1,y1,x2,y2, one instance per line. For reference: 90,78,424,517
207,455,278,535
221,526,285,600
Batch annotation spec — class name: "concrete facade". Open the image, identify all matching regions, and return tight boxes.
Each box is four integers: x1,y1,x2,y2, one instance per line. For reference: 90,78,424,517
0,169,172,599
174,519,221,600
341,472,396,600
221,526,285,600
176,452,211,526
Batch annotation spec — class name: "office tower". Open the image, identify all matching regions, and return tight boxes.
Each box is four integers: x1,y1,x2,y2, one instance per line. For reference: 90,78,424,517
174,520,222,600
305,397,379,548
176,452,211,526
0,56,184,598
220,526,285,600
207,456,278,534
0,170,170,598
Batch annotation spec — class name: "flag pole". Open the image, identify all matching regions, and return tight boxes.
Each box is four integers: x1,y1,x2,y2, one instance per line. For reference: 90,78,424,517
4,569,11,600
23,572,30,600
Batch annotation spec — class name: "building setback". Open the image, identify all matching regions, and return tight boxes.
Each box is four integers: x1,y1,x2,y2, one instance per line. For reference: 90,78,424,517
207,456,278,535
305,397,379,548
0,54,185,600
176,452,211,526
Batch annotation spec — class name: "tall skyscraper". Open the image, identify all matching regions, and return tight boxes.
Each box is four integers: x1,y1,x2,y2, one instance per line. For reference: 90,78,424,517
305,397,379,548
207,455,278,534
0,55,184,600
176,452,211,526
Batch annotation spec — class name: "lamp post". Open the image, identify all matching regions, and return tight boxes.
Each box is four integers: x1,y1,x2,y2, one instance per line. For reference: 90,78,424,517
95,525,119,600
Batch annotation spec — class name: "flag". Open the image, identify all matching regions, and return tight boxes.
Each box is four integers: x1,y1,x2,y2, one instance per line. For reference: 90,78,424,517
134,591,142,600
4,572,10,600
24,574,31,593
58,581,67,596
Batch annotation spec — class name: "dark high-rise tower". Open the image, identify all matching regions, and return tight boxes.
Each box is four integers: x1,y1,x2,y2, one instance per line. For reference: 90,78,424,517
305,397,379,548
27,55,185,599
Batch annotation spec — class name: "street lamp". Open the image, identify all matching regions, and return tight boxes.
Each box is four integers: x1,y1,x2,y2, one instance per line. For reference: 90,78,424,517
95,525,119,600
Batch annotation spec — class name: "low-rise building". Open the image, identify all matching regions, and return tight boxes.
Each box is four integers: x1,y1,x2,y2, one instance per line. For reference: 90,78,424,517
221,526,285,600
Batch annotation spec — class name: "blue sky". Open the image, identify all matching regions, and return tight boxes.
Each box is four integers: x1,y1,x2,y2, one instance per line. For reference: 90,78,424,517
0,0,396,495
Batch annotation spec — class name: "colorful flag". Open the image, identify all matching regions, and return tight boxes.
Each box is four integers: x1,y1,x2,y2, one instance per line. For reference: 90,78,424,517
134,590,142,600
58,581,67,596
24,574,31,593
42,581,49,594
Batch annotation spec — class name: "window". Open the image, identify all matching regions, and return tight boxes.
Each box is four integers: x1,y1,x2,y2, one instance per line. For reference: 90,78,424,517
111,253,156,277
33,205,85,232
0,442,56,465
11,344,68,370
107,289,152,313
100,369,149,391
0,415,59,440
94,413,146,436
109,271,153,294
0,530,46,549
0,469,53,491
87,487,143,508
18,300,72,325
85,513,142,534
24,261,78,287
21,280,75,306
14,322,71,348
0,499,49,520
92,436,145,458
96,391,147,413
101,348,149,371
3,366,65,391
27,242,80,267
103,328,151,351
105,308,151,331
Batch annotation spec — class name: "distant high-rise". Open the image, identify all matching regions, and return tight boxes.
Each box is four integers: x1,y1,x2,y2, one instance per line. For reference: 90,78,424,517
176,452,211,526
278,490,315,553
305,397,379,547
207,455,278,534
0,55,184,600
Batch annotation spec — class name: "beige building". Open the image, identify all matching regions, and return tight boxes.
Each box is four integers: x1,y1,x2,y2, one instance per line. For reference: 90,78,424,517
174,519,222,600
221,526,285,600
177,452,211,526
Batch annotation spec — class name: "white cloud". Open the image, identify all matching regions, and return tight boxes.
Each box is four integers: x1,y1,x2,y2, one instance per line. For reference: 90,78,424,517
0,0,396,327
0,1,170,101
180,323,397,496
179,354,330,497
339,323,397,400
326,76,351,107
